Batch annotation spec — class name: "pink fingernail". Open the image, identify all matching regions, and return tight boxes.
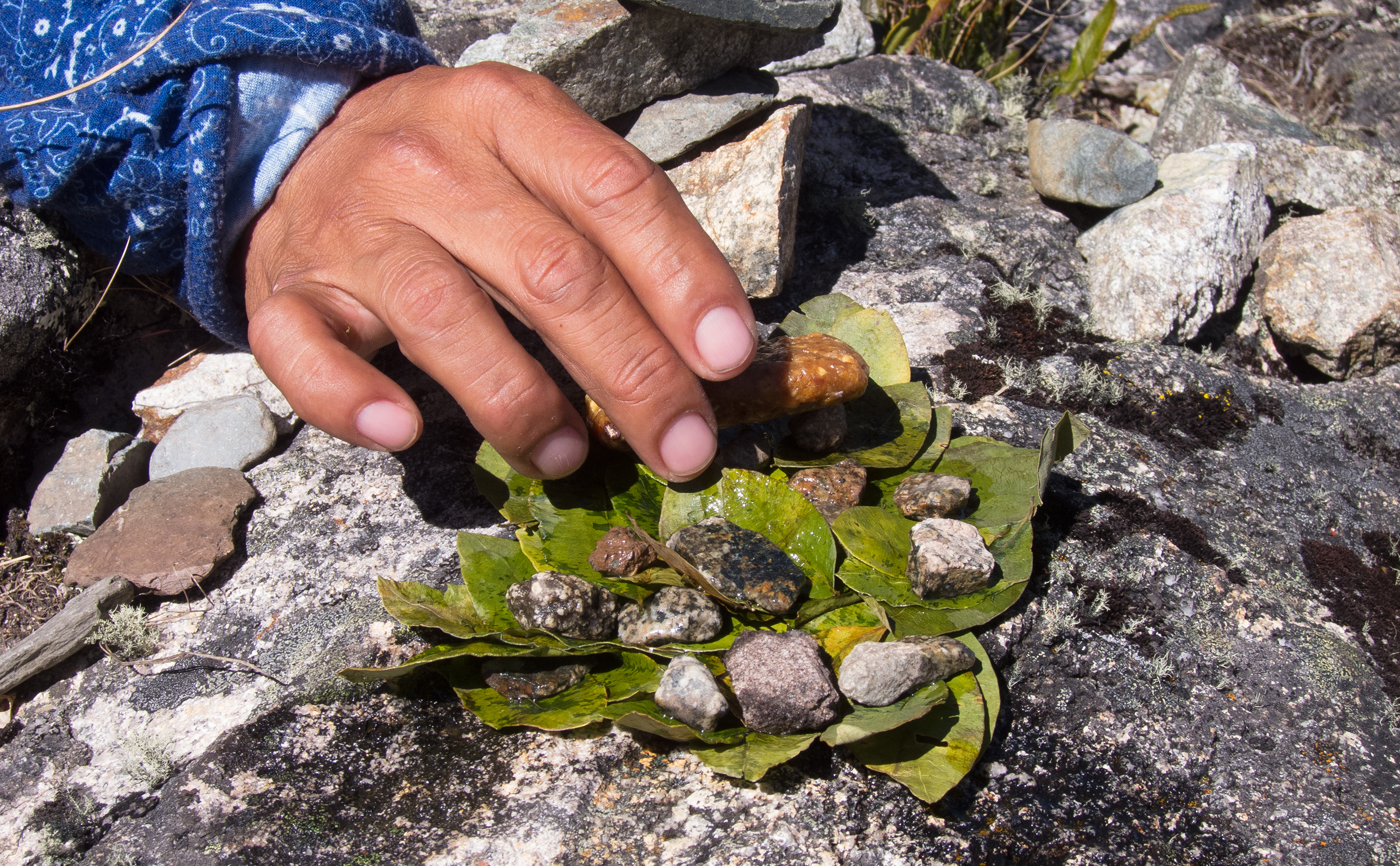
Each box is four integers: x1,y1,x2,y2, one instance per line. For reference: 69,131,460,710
356,401,418,451
695,306,754,374
659,412,716,479
530,427,588,478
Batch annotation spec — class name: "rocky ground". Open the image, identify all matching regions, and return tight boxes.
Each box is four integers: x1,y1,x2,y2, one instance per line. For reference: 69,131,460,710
3,1,1400,864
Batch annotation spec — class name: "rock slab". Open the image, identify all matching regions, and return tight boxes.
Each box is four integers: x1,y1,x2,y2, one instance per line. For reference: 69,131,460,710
629,0,837,30
63,467,257,596
906,517,995,599
666,103,810,299
667,516,810,614
724,629,840,733
505,572,623,639
1257,207,1400,380
27,430,152,536
1027,118,1158,209
618,587,724,646
147,395,278,480
654,655,730,731
622,69,777,163
1077,142,1268,344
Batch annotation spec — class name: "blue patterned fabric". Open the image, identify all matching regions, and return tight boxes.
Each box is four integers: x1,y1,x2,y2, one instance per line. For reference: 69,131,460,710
0,0,439,347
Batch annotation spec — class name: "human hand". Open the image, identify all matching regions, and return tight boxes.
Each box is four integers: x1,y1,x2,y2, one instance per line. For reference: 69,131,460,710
243,63,757,482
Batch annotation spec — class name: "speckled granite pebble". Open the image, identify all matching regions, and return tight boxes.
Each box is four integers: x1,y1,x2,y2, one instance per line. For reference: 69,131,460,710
618,587,725,646
906,518,995,599
505,572,623,640
724,630,840,733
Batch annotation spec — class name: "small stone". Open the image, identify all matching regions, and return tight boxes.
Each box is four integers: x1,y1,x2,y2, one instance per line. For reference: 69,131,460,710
717,428,774,472
906,518,995,600
618,587,725,646
723,630,840,734
1027,118,1158,209
588,526,656,577
505,572,623,640
667,104,810,299
132,350,295,442
1257,207,1400,379
899,635,977,682
787,459,865,523
788,404,846,453
28,430,152,536
148,395,278,480
622,69,778,163
629,0,837,30
1077,143,1268,344
893,473,970,520
483,660,590,701
667,517,810,614
63,467,257,596
837,641,930,707
654,655,730,732
704,333,868,427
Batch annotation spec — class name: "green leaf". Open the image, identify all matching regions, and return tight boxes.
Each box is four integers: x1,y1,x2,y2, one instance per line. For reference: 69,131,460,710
659,468,837,600
848,669,985,803
832,506,913,581
375,577,491,639
690,732,821,782
1050,0,1117,97
783,297,910,388
778,293,863,334
815,624,888,674
798,597,886,633
604,699,747,744
1037,411,1089,501
472,441,537,526
881,3,930,54
338,638,570,683
457,532,537,631
593,652,662,701
820,681,950,746
794,592,863,627
775,382,932,470
457,677,608,731
956,632,1000,752
516,526,548,573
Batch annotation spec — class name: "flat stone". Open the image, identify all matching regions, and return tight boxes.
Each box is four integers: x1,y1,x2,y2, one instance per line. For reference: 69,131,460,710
1257,207,1400,380
717,428,774,472
588,526,656,577
63,467,257,596
0,202,88,386
788,403,846,453
505,572,623,639
787,458,865,522
724,630,840,734
1077,143,1268,344
483,660,590,701
148,395,279,480
667,517,810,614
629,0,837,30
457,0,866,121
654,655,730,732
28,430,152,536
758,0,874,76
893,473,970,520
618,587,725,646
666,104,810,299
1027,118,1157,209
133,350,295,442
906,517,995,600
838,641,932,707
622,69,778,163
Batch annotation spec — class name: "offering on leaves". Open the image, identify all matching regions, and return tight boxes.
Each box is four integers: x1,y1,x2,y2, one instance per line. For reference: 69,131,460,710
906,518,997,599
893,472,972,519
505,572,623,639
618,587,725,646
588,526,657,577
787,458,866,523
724,630,841,734
655,655,730,732
667,517,811,615
788,404,847,452
838,636,975,707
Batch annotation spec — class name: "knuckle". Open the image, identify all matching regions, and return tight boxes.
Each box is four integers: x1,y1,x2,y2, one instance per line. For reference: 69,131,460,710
574,142,663,216
517,231,610,311
455,62,546,112
368,128,452,180
380,257,469,336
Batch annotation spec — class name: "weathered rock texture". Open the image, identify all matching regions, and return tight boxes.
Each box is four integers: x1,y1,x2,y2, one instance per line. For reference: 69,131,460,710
1257,207,1400,380
27,431,151,536
724,629,840,733
654,654,729,731
1078,143,1268,343
667,517,810,614
408,0,518,64
617,587,724,646
131,351,295,442
505,572,622,639
787,457,865,522
629,0,837,31
666,104,810,298
1027,118,1157,209
0,200,89,385
907,517,996,599
621,69,777,163
147,396,278,480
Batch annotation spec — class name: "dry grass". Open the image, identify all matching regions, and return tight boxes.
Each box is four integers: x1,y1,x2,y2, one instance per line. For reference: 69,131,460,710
0,510,75,652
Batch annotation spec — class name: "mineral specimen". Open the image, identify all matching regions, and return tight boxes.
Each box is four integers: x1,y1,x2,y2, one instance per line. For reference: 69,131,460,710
724,630,840,734
893,473,972,519
667,517,810,614
618,587,725,646
906,518,996,599
787,458,866,523
654,655,730,732
588,526,656,577
505,572,623,639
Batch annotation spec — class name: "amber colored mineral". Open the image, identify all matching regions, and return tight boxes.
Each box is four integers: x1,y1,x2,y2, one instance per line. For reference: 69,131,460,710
588,526,656,577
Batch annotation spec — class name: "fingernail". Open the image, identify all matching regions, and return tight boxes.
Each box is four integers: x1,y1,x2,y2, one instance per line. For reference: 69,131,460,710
356,401,418,451
530,427,588,478
695,306,754,374
659,412,716,479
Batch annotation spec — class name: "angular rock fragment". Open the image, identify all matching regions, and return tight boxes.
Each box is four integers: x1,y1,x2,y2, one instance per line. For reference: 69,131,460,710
506,572,623,640
63,467,257,596
588,526,656,577
666,104,810,298
28,430,152,536
717,428,774,472
1257,207,1400,379
758,0,874,76
618,587,725,646
893,473,970,520
667,517,810,614
788,404,846,453
906,518,995,600
483,660,590,701
787,459,865,523
630,0,837,30
1027,118,1157,209
1077,143,1268,343
724,630,840,734
148,395,278,480
133,351,296,442
654,655,730,732
622,69,778,164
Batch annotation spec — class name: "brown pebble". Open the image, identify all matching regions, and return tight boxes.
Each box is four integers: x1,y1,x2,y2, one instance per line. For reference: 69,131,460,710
893,473,972,519
588,526,656,577
788,459,867,523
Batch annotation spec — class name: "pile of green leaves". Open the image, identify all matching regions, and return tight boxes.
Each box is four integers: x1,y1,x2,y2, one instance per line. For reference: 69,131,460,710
343,294,1086,803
